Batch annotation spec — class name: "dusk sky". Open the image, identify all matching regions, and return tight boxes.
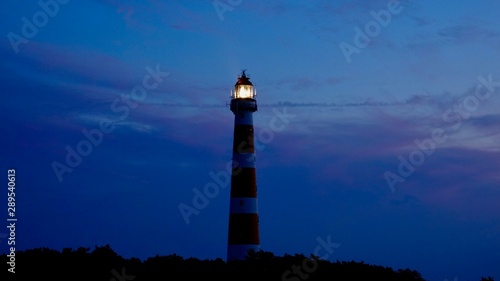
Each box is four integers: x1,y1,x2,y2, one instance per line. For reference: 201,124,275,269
2,1,500,280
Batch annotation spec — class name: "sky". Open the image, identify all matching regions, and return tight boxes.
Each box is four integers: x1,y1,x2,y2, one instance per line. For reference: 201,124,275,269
1,0,500,280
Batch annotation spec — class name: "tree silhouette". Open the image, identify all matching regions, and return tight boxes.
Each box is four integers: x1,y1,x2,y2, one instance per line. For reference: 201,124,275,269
0,245,492,280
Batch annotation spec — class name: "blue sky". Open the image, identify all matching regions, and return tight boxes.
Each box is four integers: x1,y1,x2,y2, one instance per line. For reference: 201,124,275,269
1,1,500,280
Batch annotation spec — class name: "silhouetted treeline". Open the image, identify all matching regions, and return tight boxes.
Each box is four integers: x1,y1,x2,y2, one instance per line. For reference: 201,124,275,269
0,245,495,281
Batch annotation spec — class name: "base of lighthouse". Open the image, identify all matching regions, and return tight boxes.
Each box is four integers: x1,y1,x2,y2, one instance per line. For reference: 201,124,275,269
227,206,260,260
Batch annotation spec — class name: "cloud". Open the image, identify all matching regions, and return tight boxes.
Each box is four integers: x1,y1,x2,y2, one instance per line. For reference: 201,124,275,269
1,40,137,92
409,15,432,27
437,23,500,44
247,87,500,209
405,20,500,50
469,114,500,129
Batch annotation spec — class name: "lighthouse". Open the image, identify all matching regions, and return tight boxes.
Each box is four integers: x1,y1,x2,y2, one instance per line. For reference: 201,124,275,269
227,70,260,261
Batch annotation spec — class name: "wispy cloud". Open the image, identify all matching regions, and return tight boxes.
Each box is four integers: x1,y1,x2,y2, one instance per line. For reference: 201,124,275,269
438,23,500,44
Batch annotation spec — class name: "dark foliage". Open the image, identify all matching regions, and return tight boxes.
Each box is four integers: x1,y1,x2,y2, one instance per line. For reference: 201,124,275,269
0,245,493,281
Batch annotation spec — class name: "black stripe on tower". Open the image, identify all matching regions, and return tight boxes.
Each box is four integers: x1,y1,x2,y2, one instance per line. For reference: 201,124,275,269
232,125,255,153
227,214,260,245
230,168,257,198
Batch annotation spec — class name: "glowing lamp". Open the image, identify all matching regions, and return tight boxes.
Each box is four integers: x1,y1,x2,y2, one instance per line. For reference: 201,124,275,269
232,70,255,99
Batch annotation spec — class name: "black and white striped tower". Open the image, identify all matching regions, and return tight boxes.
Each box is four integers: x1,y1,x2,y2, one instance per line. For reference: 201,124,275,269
227,70,260,261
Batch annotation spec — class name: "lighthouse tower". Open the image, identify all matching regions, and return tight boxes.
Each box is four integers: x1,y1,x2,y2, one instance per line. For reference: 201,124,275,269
227,70,260,261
